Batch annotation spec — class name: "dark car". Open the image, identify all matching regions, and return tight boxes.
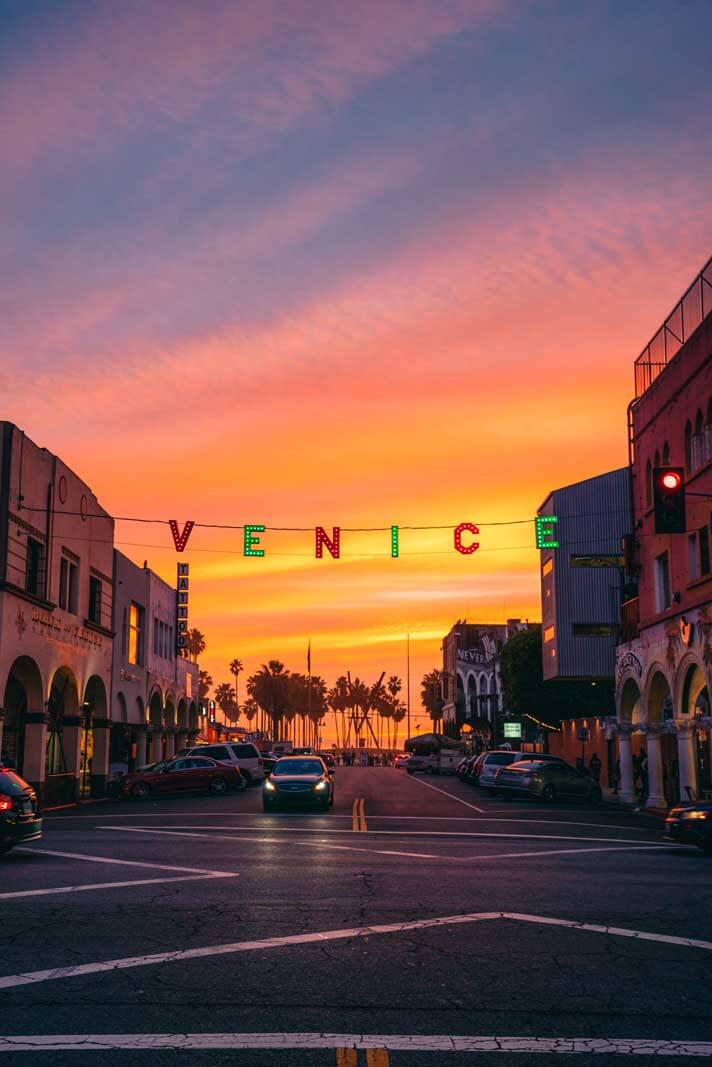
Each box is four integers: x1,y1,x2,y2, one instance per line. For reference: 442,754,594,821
263,756,334,812
121,756,244,800
0,767,42,855
317,752,337,771
494,759,602,804
664,802,712,853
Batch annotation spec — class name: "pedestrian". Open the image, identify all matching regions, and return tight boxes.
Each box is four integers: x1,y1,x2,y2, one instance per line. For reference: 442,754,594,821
589,753,602,784
613,759,621,795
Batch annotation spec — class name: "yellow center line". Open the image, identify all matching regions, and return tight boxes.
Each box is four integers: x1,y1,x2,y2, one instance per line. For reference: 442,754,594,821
359,797,367,832
366,1049,389,1067
351,798,359,832
336,1048,357,1066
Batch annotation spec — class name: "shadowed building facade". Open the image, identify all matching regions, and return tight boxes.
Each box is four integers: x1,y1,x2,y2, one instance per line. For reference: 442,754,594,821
0,423,114,805
615,257,712,808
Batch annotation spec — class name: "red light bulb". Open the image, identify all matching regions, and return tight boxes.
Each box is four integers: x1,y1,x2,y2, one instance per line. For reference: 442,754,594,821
661,472,681,490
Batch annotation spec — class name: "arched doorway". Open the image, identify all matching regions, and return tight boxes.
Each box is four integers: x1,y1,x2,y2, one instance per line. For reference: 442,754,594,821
680,662,709,796
46,667,79,806
81,676,107,798
148,689,163,763
110,691,130,778
466,675,477,719
645,669,674,808
2,656,43,776
455,675,466,727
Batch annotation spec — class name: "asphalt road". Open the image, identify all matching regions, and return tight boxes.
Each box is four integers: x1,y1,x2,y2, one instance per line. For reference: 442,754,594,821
1,766,711,1065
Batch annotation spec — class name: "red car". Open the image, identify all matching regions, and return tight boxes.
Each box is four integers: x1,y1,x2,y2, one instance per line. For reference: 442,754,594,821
121,755,245,800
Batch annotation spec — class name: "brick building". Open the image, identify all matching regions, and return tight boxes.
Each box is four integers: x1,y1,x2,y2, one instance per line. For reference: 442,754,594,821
615,256,712,808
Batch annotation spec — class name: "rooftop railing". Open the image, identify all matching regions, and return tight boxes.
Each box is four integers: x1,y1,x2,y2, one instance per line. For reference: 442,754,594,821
634,256,712,397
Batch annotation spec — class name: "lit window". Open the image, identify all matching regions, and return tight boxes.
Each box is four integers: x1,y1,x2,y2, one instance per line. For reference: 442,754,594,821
128,603,144,665
543,625,555,643
58,555,78,611
542,559,553,577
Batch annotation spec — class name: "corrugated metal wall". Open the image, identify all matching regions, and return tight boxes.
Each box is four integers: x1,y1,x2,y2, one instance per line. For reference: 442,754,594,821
541,467,630,680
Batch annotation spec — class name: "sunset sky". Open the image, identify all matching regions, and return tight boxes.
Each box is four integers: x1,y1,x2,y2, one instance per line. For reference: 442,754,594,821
2,0,711,726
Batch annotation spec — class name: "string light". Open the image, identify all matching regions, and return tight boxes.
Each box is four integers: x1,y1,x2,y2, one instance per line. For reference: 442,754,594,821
453,522,480,555
315,526,340,559
243,524,265,557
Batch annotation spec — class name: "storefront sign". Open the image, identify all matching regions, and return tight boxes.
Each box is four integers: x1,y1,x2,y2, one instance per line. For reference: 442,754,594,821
503,722,522,739
176,562,189,656
31,609,103,647
571,554,625,568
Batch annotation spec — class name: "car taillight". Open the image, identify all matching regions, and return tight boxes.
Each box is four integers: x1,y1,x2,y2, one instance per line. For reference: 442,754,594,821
0,794,13,812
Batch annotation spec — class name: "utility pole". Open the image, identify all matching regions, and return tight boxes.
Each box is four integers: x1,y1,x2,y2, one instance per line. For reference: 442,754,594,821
406,632,411,741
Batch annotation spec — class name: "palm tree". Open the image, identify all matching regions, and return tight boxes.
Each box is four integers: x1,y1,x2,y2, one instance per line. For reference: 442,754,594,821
229,658,243,718
392,703,406,749
247,661,289,741
421,669,444,730
214,682,236,724
198,670,212,700
186,628,206,663
242,697,258,728
386,676,402,748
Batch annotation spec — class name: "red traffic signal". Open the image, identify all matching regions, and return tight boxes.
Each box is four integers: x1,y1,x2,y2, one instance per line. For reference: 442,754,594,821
661,471,682,491
653,466,685,534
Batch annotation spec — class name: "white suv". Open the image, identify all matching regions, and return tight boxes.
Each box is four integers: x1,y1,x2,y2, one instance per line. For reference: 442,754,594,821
185,742,264,784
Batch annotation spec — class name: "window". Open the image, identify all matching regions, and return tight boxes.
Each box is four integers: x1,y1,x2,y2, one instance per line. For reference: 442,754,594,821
685,420,693,472
662,442,670,465
645,459,652,507
58,555,78,612
543,625,555,643
700,526,711,577
153,618,159,656
202,746,230,760
692,410,705,471
231,744,259,758
25,537,44,597
128,603,144,665
689,533,700,581
542,559,553,578
654,552,671,612
88,576,102,624
573,623,617,636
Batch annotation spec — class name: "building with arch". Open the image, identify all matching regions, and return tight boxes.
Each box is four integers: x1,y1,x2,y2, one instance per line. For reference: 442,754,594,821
110,551,199,778
0,423,115,805
614,257,712,807
441,619,533,742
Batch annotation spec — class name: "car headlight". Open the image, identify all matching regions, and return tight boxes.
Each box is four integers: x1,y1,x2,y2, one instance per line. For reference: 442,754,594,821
264,780,276,791
314,780,328,790
682,810,709,820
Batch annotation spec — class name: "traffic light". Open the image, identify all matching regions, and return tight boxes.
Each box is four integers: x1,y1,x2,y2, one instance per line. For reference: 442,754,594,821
653,467,685,534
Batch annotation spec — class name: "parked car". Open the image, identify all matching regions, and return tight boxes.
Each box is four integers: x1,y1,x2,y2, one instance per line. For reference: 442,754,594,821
317,752,337,772
465,753,487,784
121,755,245,800
664,802,712,854
0,767,42,855
475,751,566,791
261,755,279,775
263,756,334,812
184,741,265,784
494,759,602,804
394,754,410,769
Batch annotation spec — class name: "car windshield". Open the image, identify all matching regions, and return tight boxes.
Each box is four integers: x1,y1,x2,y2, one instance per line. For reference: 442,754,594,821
486,753,517,765
273,759,324,776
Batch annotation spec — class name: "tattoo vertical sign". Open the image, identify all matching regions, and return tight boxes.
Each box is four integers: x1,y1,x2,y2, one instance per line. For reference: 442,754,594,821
176,562,189,656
